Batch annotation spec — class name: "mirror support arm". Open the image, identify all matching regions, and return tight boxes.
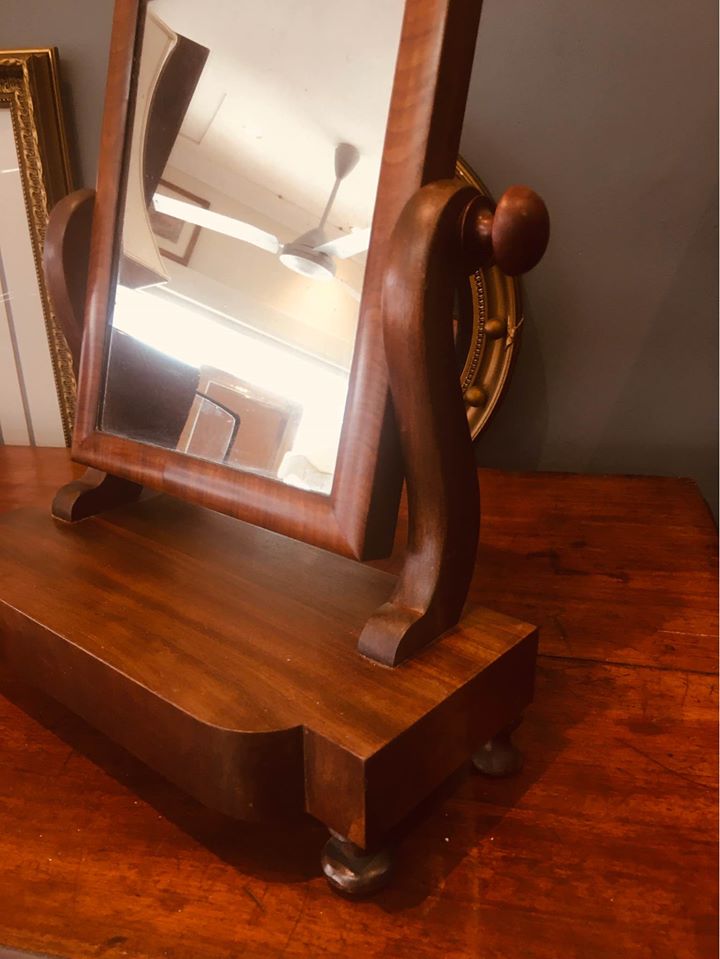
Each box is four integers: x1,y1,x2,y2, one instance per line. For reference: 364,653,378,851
44,188,96,378
358,181,481,666
45,188,144,522
358,179,548,666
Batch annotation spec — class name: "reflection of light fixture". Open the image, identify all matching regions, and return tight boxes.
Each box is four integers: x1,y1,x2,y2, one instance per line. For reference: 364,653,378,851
152,142,367,299
279,230,336,281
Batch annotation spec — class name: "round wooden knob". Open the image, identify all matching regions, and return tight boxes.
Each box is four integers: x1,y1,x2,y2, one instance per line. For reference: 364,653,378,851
491,186,549,276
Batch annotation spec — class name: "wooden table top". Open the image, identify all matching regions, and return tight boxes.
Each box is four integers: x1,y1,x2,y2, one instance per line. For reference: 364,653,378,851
0,448,717,959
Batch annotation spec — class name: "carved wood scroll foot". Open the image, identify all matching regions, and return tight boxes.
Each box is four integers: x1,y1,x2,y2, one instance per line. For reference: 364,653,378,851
52,468,143,523
359,179,548,667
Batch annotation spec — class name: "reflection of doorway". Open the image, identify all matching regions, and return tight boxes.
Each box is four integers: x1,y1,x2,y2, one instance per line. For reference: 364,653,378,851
178,366,301,476
111,283,351,482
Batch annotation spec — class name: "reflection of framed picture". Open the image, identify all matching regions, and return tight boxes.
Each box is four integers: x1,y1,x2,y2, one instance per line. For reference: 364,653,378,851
149,179,210,267
0,49,75,445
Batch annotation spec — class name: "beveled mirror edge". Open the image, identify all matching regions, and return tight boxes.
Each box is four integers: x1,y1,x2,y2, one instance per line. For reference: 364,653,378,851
71,0,485,561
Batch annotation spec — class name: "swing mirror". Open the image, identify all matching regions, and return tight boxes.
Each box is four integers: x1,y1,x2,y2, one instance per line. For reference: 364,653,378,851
103,1,406,496
72,0,486,559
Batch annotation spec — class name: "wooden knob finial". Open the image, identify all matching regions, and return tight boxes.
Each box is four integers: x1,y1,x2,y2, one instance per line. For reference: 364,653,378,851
461,185,550,277
492,185,549,276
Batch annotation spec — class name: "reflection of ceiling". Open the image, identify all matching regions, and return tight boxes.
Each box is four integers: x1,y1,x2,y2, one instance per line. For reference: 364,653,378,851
163,161,365,368
150,0,405,231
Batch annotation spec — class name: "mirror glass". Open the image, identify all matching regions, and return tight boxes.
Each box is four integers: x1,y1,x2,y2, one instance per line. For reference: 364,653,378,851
100,0,405,494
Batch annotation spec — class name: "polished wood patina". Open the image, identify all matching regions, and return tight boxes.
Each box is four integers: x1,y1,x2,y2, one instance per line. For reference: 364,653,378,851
0,449,716,957
67,0,490,561
20,0,556,899
0,491,537,851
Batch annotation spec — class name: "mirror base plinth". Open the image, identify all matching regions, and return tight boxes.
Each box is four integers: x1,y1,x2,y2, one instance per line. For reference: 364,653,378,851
0,494,537,857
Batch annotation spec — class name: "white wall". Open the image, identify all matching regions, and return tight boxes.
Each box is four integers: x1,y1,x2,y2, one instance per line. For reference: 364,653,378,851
0,110,65,446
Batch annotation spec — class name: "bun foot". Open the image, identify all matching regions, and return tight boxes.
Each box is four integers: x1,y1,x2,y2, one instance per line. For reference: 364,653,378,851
321,832,392,897
472,724,523,777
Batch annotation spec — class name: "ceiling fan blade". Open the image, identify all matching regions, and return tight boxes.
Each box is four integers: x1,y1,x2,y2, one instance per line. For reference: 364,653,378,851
152,194,281,255
314,227,371,260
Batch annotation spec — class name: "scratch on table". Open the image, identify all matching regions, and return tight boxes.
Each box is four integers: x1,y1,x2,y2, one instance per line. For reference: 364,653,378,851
244,884,265,911
622,740,715,791
275,887,310,957
680,673,690,708
59,745,76,774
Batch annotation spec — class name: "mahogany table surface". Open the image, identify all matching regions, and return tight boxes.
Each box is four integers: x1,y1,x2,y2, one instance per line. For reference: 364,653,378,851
0,447,716,959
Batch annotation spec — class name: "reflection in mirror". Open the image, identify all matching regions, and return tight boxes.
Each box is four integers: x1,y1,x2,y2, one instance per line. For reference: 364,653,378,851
100,0,405,494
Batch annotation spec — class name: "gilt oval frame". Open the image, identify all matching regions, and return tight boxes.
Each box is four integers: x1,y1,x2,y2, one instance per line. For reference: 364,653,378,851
455,156,523,440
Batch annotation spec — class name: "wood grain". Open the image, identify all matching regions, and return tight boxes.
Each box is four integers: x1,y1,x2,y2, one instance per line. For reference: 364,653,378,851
0,493,536,849
359,182,481,665
357,177,548,664
51,465,142,522
0,450,716,959
43,188,95,378
377,472,719,674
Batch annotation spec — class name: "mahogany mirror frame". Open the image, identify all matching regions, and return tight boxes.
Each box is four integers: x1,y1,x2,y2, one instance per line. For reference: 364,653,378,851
71,0,484,561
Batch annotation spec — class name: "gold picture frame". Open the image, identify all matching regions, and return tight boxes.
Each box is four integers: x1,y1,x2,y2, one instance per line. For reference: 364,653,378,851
0,49,75,444
455,156,523,439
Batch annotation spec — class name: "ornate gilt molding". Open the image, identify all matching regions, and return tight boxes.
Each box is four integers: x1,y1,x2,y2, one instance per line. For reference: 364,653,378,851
0,51,76,444
455,156,523,439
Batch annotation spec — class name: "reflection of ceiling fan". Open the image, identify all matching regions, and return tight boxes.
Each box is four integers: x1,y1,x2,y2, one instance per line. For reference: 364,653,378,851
152,143,370,298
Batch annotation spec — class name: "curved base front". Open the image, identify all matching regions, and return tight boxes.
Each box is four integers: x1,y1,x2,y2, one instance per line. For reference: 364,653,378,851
0,495,537,850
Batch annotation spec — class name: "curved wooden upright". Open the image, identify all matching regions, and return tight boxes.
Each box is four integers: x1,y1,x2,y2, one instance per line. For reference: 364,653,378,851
42,188,95,378
359,182,482,666
43,189,144,522
359,180,549,666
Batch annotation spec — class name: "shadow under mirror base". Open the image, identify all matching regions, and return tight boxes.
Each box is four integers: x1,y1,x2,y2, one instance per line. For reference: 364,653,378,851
0,495,536,852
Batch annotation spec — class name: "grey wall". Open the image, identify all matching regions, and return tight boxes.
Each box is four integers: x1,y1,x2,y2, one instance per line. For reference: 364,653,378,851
1,0,114,187
463,0,718,511
2,0,717,509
